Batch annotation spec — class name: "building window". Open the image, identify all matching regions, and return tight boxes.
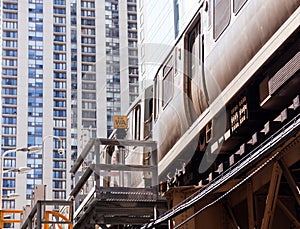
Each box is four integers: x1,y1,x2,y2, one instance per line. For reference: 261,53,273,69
3,21,18,29
2,107,17,115
53,191,66,199
53,161,66,169
2,88,17,95
54,0,66,6
2,117,16,125
3,31,18,38
81,1,95,8
2,98,17,105
54,16,66,24
54,7,66,14
3,3,18,10
52,181,66,189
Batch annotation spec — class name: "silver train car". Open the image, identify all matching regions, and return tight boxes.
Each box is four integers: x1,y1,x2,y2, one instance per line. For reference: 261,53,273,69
115,0,299,187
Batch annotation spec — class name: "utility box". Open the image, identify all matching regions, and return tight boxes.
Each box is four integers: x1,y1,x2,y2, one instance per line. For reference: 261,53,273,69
34,185,46,205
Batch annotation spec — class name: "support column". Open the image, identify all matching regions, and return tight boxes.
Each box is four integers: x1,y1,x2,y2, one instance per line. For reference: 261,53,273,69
247,181,255,229
0,210,3,228
37,201,42,229
95,141,100,189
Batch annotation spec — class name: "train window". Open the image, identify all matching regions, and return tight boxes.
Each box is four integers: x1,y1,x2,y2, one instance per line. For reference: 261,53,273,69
213,0,231,39
162,56,174,108
145,98,153,121
233,0,247,14
188,21,201,72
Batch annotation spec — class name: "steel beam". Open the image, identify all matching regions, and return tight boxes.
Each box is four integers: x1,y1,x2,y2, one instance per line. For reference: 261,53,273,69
70,139,95,174
277,199,300,228
261,162,282,229
224,201,240,229
278,159,300,206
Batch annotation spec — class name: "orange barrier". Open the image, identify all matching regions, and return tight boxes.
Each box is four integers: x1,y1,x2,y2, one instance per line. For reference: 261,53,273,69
0,209,23,228
44,210,73,229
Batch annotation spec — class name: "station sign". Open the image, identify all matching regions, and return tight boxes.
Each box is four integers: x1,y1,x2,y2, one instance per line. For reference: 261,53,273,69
113,115,128,129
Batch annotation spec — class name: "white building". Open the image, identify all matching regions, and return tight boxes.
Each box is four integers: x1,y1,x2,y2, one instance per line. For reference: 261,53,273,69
137,0,201,89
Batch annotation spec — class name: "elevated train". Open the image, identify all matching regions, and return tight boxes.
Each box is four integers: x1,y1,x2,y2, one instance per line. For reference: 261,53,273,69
112,0,299,190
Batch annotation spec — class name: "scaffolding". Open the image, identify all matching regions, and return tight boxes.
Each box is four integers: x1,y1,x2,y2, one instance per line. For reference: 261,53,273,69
70,138,167,228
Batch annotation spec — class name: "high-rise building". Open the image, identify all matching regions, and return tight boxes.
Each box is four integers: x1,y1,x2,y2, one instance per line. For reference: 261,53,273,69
0,0,72,213
70,0,139,157
0,0,138,224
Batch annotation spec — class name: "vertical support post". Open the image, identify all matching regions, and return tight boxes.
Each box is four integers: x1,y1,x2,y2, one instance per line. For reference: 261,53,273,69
261,162,282,229
118,147,125,187
153,204,157,229
94,141,100,189
37,201,42,229
69,202,73,229
45,211,50,229
247,181,255,229
0,210,3,228
28,213,33,229
151,142,158,190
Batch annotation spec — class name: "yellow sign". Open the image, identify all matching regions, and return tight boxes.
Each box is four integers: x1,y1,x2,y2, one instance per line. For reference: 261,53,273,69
114,115,128,129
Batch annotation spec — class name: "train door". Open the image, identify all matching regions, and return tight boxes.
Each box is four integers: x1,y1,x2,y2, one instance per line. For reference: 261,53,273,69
186,16,208,120
133,105,141,140
143,86,153,140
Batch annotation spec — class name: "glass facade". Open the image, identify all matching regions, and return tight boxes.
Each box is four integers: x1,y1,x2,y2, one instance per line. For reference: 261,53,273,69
81,0,97,140
105,0,121,136
27,1,44,199
52,0,68,201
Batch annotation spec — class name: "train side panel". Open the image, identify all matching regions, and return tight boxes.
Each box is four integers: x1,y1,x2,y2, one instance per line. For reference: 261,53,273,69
203,0,299,103
153,39,194,161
